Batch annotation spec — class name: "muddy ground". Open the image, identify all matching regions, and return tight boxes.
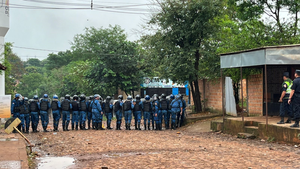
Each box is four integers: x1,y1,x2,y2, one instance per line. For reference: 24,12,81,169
27,119,300,169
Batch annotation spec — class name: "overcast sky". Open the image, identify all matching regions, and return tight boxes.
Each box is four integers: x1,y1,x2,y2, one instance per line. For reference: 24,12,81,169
5,0,155,61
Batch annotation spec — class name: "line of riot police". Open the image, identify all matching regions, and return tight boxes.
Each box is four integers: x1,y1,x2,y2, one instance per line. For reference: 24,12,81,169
10,92,186,133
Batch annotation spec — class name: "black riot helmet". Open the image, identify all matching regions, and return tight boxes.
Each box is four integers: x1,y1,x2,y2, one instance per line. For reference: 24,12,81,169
161,93,166,99
106,96,112,101
73,95,79,100
80,94,86,100
135,95,141,100
118,95,123,100
65,94,71,100
89,95,93,100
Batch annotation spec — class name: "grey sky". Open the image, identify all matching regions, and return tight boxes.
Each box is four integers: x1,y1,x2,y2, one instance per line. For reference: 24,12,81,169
5,0,155,61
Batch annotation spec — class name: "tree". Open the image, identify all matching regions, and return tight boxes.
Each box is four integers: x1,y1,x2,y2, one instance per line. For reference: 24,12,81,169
141,0,224,112
45,50,74,70
3,43,14,96
71,25,143,96
17,73,44,97
228,0,300,44
24,58,42,68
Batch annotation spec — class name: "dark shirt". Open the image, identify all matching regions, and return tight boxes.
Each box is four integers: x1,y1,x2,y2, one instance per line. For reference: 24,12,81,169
291,77,300,102
291,77,300,94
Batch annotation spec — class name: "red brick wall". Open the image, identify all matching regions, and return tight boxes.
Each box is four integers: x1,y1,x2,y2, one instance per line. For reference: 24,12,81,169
191,78,223,112
247,74,263,115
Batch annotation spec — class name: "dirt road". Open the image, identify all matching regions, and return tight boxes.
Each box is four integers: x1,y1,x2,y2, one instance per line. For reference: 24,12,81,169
27,119,300,169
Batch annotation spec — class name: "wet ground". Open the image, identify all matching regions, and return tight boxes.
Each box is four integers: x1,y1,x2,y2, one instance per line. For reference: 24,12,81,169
26,119,300,169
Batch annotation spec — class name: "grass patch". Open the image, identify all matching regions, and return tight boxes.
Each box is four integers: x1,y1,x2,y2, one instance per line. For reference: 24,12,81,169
27,148,38,169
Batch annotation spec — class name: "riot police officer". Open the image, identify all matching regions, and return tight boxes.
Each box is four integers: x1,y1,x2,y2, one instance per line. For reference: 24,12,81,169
133,95,143,130
289,70,300,127
278,72,293,124
152,94,160,130
30,95,40,133
61,94,72,131
160,94,169,130
177,94,187,128
19,97,30,133
11,93,24,132
91,94,104,130
79,94,88,130
103,96,113,130
51,95,61,132
123,96,134,130
170,95,183,130
166,94,175,129
40,94,51,132
87,95,94,129
71,95,80,130
143,95,152,130
114,95,123,130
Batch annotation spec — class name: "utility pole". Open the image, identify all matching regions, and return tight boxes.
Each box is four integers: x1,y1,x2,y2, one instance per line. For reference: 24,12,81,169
91,0,93,10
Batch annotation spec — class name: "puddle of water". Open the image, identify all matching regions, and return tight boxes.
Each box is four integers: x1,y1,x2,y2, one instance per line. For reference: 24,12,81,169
0,138,18,142
0,161,21,169
37,157,75,169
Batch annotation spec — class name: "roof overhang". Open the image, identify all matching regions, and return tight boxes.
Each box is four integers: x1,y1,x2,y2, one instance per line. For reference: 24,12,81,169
220,44,300,68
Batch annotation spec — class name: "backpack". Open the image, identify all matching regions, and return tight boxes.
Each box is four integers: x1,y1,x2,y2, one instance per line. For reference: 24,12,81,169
134,100,141,111
30,101,38,112
61,100,70,111
143,101,151,112
161,100,168,110
104,102,111,113
72,101,79,111
40,100,49,111
123,101,132,111
80,101,87,111
114,100,121,112
88,100,95,112
51,101,59,111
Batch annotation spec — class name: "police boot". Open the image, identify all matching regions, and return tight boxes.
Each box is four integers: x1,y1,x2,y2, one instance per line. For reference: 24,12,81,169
148,123,150,130
82,123,87,130
72,123,74,130
128,123,131,130
135,121,138,130
26,126,29,133
285,117,292,124
92,122,96,130
31,124,35,133
138,123,141,130
277,117,285,124
76,124,79,130
108,123,113,130
66,121,70,131
88,120,91,129
125,123,128,130
43,126,49,132
144,122,147,130
290,120,299,128
159,124,162,131
21,126,25,133
62,122,66,131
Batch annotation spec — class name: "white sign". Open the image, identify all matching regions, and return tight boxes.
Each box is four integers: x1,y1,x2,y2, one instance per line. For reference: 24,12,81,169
0,95,11,118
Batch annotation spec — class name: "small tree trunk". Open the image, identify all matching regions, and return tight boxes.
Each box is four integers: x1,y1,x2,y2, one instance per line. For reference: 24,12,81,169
190,50,203,113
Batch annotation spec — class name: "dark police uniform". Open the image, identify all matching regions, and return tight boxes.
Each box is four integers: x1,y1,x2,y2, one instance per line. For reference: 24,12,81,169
278,73,293,124
290,70,300,127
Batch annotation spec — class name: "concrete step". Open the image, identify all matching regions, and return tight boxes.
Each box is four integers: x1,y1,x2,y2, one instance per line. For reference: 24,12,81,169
237,133,256,139
211,120,223,132
244,126,259,137
245,121,260,127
